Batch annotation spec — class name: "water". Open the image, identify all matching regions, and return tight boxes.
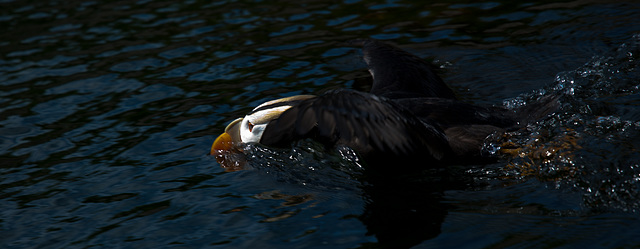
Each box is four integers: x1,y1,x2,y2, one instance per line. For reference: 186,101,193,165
1,0,640,248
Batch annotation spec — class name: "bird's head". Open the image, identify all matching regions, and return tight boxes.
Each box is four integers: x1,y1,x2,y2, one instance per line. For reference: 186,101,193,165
211,95,315,154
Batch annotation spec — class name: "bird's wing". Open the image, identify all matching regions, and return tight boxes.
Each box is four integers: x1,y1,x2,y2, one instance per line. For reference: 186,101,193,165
260,89,452,162
349,39,457,99
391,97,518,129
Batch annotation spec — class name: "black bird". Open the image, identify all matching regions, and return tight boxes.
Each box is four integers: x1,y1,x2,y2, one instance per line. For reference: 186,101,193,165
211,39,556,167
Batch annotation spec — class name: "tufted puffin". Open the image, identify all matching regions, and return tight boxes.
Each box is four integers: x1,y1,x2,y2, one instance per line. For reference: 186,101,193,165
211,39,557,167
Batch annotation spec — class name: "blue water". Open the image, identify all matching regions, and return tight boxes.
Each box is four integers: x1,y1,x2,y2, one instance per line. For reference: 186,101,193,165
1,1,640,248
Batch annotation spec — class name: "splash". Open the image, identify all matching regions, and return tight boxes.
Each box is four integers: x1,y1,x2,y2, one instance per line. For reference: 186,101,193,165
489,34,640,212
218,140,365,191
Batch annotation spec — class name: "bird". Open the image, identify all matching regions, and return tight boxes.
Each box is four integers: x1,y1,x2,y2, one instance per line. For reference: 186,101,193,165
211,39,557,169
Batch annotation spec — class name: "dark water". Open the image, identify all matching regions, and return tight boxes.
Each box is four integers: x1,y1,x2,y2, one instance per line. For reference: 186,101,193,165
2,0,640,248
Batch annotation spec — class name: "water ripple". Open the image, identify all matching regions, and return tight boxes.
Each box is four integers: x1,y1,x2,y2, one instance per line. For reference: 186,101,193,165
1,1,640,248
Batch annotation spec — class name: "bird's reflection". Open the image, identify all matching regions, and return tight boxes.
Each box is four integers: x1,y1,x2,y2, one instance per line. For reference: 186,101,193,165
213,146,467,248
359,162,468,248
212,145,247,172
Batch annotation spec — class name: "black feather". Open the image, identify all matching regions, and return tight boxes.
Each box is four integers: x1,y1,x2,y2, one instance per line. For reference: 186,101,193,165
348,39,456,99
250,39,560,168
260,89,452,164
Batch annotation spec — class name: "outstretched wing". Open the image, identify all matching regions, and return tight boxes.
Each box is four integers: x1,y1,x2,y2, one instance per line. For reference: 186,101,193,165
259,89,452,162
349,39,457,99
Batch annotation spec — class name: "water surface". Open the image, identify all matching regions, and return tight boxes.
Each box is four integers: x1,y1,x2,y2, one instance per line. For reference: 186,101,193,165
1,0,640,248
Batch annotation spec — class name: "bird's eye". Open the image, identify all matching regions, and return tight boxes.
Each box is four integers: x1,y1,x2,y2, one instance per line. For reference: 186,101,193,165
247,121,254,132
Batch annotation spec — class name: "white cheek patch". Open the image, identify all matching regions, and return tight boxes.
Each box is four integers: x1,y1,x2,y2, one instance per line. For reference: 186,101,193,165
240,106,292,143
245,123,267,143
240,118,258,143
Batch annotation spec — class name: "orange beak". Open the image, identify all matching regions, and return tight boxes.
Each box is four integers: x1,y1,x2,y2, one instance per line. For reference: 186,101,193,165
211,132,233,154
211,118,246,171
210,118,243,155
